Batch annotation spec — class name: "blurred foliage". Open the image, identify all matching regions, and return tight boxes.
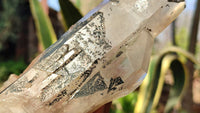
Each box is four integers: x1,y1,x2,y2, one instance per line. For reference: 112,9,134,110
110,92,138,113
71,0,103,15
0,0,29,83
0,59,27,83
175,28,189,50
0,0,21,50
196,43,200,58
0,0,29,51
59,0,82,30
135,49,188,113
29,0,82,50
76,0,81,9
29,0,57,50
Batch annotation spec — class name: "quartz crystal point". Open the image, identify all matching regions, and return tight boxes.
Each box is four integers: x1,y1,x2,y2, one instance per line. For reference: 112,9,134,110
0,0,185,113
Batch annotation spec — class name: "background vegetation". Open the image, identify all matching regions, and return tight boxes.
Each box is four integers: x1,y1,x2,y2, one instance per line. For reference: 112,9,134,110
0,0,200,113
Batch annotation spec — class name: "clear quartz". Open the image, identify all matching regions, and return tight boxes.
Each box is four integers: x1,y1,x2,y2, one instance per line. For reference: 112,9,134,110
0,0,185,113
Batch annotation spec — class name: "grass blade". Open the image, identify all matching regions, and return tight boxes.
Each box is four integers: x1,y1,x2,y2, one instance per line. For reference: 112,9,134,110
59,0,82,30
135,51,188,113
30,0,57,50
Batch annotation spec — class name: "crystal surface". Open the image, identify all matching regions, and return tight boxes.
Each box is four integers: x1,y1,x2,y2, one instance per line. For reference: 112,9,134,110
0,0,185,113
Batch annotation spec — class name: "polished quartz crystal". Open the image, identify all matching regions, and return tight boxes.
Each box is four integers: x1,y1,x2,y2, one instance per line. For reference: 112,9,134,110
0,0,185,113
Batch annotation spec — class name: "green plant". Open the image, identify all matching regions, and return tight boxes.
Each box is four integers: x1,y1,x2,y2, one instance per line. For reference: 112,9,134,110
59,0,82,30
0,59,27,83
134,46,199,113
29,0,82,50
0,0,24,51
0,0,30,86
110,92,138,113
29,0,57,50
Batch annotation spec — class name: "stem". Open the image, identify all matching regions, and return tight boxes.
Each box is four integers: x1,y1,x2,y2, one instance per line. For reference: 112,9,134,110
183,0,200,112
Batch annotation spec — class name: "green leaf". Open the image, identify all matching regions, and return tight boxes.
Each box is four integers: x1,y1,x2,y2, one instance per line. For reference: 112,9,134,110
29,0,57,50
134,47,191,113
59,0,82,30
134,56,161,113
0,59,27,83
111,92,138,113
164,59,188,113
151,55,188,113
160,46,200,67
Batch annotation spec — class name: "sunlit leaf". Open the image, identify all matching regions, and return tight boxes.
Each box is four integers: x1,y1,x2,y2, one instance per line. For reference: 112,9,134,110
134,46,193,113
134,57,159,113
160,46,200,67
29,0,57,50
